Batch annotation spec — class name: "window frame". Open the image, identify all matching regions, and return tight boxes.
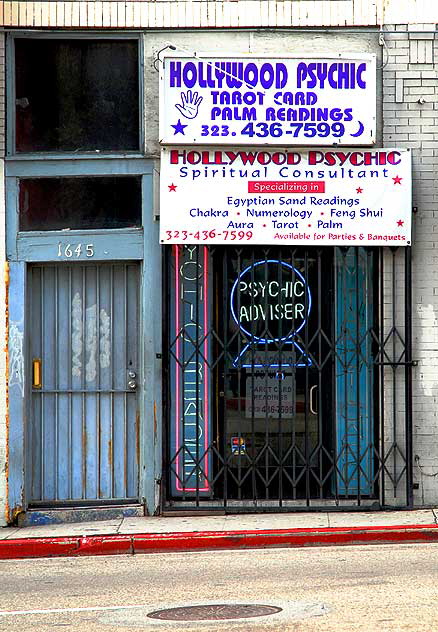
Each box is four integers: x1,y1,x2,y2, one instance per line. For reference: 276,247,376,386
6,157,153,262
6,31,145,158
18,174,144,233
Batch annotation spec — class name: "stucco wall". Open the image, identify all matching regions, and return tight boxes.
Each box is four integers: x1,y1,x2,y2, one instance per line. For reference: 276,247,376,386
0,31,6,526
143,30,382,157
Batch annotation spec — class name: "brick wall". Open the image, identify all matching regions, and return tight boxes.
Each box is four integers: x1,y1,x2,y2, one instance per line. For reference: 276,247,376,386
383,24,438,505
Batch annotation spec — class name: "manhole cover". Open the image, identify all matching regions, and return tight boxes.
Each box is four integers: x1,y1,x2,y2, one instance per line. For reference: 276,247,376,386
147,604,283,621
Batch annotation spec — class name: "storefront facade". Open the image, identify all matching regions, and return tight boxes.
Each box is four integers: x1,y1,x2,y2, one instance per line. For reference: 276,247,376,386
0,0,436,524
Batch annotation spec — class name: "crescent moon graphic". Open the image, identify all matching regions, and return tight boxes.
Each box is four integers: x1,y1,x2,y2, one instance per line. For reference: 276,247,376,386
350,120,365,137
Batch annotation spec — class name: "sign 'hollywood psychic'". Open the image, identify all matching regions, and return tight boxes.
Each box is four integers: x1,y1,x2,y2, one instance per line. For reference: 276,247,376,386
160,147,412,246
159,54,376,146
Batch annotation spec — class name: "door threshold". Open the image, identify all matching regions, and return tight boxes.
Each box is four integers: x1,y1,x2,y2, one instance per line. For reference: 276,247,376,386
162,509,226,517
18,504,144,527
165,499,381,512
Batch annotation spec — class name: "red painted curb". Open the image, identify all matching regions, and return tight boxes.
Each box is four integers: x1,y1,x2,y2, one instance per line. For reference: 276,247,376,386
0,536,79,559
75,535,133,556
132,525,438,553
1,524,437,560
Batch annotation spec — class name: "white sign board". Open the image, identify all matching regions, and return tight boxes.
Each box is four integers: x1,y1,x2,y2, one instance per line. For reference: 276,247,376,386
160,54,376,146
159,147,412,246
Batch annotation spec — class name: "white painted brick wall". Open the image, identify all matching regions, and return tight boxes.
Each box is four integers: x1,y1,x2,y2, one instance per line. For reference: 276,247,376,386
383,26,438,505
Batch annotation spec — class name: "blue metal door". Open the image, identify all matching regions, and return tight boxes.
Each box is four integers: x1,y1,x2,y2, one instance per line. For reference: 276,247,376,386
27,262,140,505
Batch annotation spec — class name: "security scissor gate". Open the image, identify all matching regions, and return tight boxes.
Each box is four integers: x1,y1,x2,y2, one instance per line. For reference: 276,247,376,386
164,245,412,511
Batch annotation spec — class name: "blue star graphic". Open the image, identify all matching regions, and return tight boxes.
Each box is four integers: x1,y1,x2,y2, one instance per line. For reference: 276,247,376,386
171,119,188,135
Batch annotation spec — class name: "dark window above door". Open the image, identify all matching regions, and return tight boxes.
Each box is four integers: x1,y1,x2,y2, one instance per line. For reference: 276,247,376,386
19,176,142,231
15,38,140,153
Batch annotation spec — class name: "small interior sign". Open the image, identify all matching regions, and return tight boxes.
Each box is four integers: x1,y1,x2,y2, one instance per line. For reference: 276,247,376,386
245,375,295,418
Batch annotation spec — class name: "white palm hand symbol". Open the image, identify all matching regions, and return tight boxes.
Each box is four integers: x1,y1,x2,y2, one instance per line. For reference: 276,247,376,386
175,90,203,119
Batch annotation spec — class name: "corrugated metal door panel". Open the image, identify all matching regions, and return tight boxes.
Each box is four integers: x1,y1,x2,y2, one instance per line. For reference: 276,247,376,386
27,262,140,505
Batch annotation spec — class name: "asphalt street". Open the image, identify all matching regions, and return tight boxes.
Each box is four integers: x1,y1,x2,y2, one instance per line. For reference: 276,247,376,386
0,543,437,631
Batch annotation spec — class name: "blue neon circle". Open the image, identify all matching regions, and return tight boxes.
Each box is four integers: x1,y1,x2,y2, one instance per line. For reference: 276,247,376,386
230,259,312,343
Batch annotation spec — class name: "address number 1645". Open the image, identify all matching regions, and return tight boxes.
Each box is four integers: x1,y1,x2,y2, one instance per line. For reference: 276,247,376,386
57,243,95,258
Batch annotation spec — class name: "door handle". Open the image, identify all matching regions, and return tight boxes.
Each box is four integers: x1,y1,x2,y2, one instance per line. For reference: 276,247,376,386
32,358,42,389
309,385,318,415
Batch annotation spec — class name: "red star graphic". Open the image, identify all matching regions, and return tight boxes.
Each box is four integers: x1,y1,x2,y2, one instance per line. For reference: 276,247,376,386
393,176,403,185
356,187,363,194
168,183,177,192
397,219,404,227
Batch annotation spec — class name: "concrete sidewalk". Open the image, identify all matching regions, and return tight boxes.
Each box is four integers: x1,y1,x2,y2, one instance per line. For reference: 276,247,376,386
1,508,437,559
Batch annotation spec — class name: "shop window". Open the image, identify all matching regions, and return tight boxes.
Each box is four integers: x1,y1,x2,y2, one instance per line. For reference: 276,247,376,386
167,245,379,503
15,39,139,152
19,176,142,231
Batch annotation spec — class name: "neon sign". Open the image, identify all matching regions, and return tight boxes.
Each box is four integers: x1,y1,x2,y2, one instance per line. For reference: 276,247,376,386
170,245,211,496
230,259,312,368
